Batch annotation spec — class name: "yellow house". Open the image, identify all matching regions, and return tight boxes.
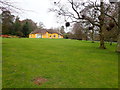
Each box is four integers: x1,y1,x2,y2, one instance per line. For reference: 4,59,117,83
29,29,63,39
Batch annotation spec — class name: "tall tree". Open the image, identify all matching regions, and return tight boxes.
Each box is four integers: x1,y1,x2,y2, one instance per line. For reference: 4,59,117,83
99,0,105,49
116,1,120,53
50,0,108,49
12,16,23,36
72,22,82,40
106,0,120,52
51,0,120,49
60,26,65,34
22,19,37,31
21,19,37,37
0,14,2,34
22,22,29,37
2,10,14,34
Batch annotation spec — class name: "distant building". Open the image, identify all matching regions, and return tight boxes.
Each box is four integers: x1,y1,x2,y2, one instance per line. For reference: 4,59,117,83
29,29,63,39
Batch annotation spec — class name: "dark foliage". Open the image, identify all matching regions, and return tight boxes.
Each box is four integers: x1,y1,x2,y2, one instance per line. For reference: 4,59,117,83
89,27,93,30
1,10,37,37
65,22,70,27
109,22,115,28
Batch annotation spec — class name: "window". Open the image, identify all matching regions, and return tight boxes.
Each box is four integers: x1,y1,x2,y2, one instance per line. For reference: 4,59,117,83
53,35,56,37
58,35,60,38
30,35,32,37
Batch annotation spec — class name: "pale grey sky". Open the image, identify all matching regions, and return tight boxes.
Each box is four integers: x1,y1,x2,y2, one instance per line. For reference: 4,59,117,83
14,0,61,29
13,0,110,29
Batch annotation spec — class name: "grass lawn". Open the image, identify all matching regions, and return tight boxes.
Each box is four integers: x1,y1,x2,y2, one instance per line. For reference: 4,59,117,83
2,38,118,88
0,37,2,89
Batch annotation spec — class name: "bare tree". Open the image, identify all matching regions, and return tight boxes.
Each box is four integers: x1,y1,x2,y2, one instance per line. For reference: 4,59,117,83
116,2,120,53
72,22,83,40
0,0,24,13
50,0,107,49
107,0,120,52
50,0,120,50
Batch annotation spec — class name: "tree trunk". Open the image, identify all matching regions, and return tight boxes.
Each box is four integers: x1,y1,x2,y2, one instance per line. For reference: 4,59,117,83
116,34,120,52
86,35,88,41
91,30,94,43
109,37,113,45
91,26,95,43
85,29,88,41
99,1,106,49
116,2,120,53
99,32,106,49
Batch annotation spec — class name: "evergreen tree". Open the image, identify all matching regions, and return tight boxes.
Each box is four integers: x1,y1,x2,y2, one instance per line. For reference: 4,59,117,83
22,22,29,37
12,16,23,36
2,10,14,34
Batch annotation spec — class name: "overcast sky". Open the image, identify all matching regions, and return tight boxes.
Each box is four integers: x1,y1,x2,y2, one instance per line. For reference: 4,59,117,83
14,0,88,30
13,0,110,29
14,0,61,29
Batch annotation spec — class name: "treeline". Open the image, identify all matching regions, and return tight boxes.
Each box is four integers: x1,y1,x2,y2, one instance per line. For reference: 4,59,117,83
64,22,118,42
2,10,37,37
1,10,66,38
1,10,118,43
50,0,120,51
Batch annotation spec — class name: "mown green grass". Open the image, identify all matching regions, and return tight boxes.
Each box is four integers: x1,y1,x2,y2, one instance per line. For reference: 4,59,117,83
2,38,118,88
0,37,2,89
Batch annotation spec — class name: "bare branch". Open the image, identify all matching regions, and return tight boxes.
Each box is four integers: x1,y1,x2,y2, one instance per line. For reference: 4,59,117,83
68,0,81,19
104,13,118,26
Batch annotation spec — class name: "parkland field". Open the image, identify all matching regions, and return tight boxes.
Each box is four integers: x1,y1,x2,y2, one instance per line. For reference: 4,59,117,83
2,38,118,88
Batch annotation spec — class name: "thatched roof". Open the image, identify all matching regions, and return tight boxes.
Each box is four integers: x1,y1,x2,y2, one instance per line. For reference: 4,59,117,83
30,29,47,34
47,29,59,34
30,29,63,35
